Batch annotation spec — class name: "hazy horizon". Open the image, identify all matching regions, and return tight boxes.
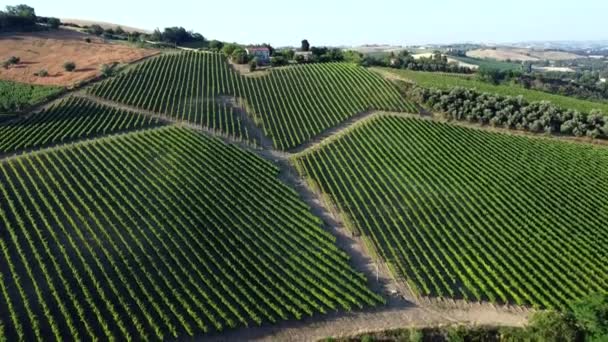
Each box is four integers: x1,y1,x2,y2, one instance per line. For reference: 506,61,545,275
17,0,608,47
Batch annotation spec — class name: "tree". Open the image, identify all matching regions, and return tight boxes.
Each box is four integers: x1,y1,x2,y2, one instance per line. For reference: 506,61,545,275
63,61,76,72
572,293,608,341
47,17,60,29
209,40,224,51
149,28,162,41
231,48,248,64
7,56,20,64
100,63,115,77
270,56,287,67
115,26,125,35
527,310,580,342
5,4,35,19
249,58,258,72
88,24,104,36
222,43,239,56
301,39,310,52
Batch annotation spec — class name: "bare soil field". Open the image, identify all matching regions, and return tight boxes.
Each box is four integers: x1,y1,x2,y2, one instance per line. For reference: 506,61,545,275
0,29,158,86
467,48,582,61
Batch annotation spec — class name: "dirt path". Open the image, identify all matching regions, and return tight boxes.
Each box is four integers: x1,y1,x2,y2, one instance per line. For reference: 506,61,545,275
10,93,531,341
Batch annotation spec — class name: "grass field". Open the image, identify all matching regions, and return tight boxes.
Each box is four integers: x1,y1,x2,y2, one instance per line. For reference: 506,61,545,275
90,51,416,150
0,96,162,154
450,56,521,71
376,68,608,113
0,80,63,113
293,115,608,309
0,126,382,341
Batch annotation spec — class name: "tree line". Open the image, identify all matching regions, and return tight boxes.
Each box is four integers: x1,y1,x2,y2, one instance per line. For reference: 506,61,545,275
404,84,608,139
363,51,474,74
0,4,60,32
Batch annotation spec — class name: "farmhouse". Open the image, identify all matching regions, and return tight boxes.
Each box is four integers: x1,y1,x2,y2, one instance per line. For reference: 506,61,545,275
294,50,313,62
246,46,270,64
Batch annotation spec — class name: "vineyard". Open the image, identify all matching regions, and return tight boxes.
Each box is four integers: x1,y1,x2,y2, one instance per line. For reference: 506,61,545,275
293,115,608,309
89,51,415,149
0,126,382,341
0,96,162,155
0,80,63,113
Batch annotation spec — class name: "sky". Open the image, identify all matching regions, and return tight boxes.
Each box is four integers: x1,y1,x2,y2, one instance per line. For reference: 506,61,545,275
14,0,608,47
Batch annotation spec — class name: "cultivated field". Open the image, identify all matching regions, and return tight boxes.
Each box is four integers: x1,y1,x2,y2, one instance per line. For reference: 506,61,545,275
377,68,608,113
293,115,608,309
0,96,161,155
0,126,382,341
0,80,62,113
466,48,581,62
89,51,416,150
0,30,158,86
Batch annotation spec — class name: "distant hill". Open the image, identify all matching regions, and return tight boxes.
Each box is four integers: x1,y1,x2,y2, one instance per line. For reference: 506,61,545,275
467,47,582,61
60,18,150,34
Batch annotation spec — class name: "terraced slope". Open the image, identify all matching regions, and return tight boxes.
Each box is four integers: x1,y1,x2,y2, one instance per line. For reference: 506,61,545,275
0,126,382,341
293,115,608,309
0,96,162,155
89,52,415,150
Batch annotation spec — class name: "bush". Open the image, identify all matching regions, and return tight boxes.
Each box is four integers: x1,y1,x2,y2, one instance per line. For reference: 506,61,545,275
572,293,608,341
34,69,48,77
63,61,76,72
47,17,60,29
7,56,20,64
527,310,580,342
270,56,287,67
231,48,248,64
84,37,91,43
100,64,114,77
249,59,257,72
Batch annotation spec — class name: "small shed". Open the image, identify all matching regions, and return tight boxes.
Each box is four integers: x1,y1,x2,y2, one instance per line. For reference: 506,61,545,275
246,47,270,64
295,51,313,62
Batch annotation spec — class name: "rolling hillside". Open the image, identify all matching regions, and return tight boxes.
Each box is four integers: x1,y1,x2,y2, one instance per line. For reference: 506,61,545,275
293,115,608,309
0,126,382,341
89,51,416,150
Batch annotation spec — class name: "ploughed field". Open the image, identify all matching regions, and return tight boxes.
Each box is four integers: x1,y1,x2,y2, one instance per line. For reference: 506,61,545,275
89,51,416,150
293,115,608,309
0,127,382,341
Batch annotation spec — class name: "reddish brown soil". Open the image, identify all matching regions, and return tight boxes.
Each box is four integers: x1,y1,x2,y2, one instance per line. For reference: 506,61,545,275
0,29,158,86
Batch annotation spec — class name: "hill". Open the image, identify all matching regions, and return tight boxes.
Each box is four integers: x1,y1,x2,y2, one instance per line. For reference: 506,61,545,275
466,48,582,61
0,126,381,341
293,114,608,309
0,29,158,86
89,51,416,150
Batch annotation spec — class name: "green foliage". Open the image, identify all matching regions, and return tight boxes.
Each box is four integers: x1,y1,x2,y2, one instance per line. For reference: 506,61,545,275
7,56,20,64
528,311,580,342
0,126,382,340
301,39,310,52
90,51,415,150
99,63,115,77
63,61,76,72
87,24,104,35
572,293,608,341
380,68,608,113
294,115,608,309
0,97,162,154
208,39,224,51
248,58,257,72
46,17,60,28
0,80,62,113
408,328,423,342
231,47,249,64
222,43,239,56
408,86,608,139
270,55,287,67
